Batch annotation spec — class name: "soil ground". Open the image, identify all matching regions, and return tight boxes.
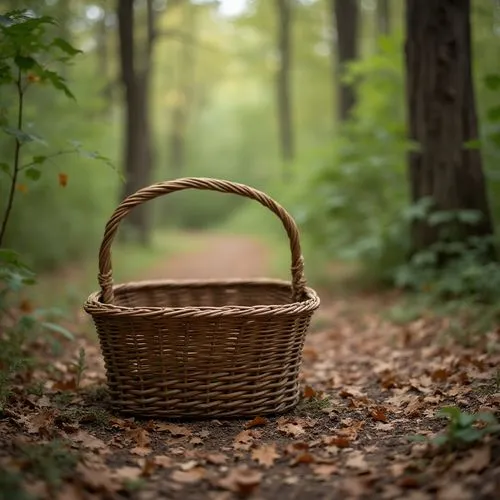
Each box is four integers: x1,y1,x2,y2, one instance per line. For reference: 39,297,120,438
1,233,499,500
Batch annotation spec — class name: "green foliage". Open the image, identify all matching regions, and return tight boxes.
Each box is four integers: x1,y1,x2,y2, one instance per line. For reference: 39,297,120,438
295,34,410,283
17,440,79,489
410,407,500,451
0,469,34,500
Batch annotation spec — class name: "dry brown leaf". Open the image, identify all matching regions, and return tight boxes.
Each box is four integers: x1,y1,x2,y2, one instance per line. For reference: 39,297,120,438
277,422,305,437
218,467,262,496
126,427,150,448
114,466,142,481
436,483,473,500
180,460,198,471
303,385,318,399
76,463,117,492
190,437,203,446
233,430,258,451
245,416,268,429
290,452,315,466
171,467,206,484
323,436,351,448
205,452,228,465
156,423,192,437
154,455,174,468
251,443,280,468
370,407,388,422
454,446,491,474
311,464,338,479
72,430,108,452
345,451,369,473
130,446,152,457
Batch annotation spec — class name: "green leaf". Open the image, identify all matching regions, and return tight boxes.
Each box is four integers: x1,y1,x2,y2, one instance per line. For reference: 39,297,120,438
485,74,500,91
407,434,427,443
14,55,36,70
487,106,500,122
428,211,456,226
457,210,482,225
38,69,75,100
431,434,449,447
457,412,476,428
25,167,41,180
0,162,10,175
454,428,483,443
51,37,82,56
438,406,462,421
40,322,74,341
2,126,45,144
463,139,481,150
475,412,499,425
32,155,47,165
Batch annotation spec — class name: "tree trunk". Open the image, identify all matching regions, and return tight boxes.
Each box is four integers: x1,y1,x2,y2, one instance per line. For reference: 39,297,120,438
331,0,359,122
117,0,154,244
275,0,294,178
377,0,390,36
405,0,495,260
97,6,112,113
168,2,196,176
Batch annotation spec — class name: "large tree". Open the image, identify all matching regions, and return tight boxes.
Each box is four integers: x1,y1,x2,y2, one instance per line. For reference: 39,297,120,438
275,0,294,177
117,0,156,244
331,0,359,123
405,0,495,259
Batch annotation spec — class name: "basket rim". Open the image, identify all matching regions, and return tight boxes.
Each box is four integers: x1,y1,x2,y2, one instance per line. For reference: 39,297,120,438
83,278,320,319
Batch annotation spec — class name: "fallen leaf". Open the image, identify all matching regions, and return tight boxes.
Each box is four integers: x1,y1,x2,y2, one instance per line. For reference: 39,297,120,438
311,464,338,479
130,446,152,457
154,455,174,468
218,467,262,496
76,463,117,492
370,407,388,422
251,443,280,468
126,428,150,447
245,416,268,429
205,452,228,465
114,466,142,482
345,451,369,473
303,385,318,399
72,430,108,452
180,460,198,471
454,446,491,473
277,422,305,437
190,437,203,446
157,423,192,437
171,468,206,484
233,430,258,451
290,452,315,466
323,436,351,448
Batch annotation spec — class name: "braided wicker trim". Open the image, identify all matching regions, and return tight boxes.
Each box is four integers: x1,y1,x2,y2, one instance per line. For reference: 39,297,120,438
84,279,320,319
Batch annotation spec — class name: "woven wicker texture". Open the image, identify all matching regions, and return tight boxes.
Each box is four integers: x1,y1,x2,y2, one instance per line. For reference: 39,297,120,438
84,178,320,418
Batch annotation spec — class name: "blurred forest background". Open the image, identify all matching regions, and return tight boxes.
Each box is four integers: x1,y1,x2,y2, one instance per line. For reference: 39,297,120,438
2,0,500,301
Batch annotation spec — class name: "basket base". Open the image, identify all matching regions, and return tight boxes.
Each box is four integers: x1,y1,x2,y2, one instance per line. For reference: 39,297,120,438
105,386,301,419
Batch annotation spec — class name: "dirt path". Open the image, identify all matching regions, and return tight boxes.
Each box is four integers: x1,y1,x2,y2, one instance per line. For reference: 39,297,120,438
2,233,500,500
139,233,270,281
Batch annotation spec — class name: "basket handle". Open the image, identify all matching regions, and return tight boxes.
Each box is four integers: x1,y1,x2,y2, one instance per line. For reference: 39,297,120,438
98,177,307,304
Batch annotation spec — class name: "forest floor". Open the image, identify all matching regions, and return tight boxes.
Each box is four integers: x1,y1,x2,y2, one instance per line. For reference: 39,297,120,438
1,233,500,500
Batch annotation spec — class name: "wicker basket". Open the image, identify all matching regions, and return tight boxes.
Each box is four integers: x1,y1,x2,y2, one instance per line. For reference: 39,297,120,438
84,178,320,418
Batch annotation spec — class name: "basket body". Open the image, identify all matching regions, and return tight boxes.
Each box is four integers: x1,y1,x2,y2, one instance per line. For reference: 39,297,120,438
85,279,319,418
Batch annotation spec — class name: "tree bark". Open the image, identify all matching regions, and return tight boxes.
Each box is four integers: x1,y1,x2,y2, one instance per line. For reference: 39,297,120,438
168,2,196,176
331,0,359,122
405,0,495,260
377,0,390,36
117,0,154,244
275,0,294,178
